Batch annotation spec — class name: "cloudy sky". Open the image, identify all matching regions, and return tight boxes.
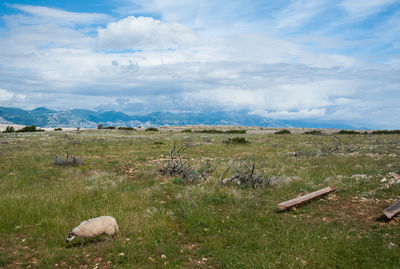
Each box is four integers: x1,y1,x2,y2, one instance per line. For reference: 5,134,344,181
0,0,399,128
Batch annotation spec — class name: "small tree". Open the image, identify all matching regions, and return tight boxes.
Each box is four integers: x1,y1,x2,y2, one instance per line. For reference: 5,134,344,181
97,124,104,129
3,126,15,133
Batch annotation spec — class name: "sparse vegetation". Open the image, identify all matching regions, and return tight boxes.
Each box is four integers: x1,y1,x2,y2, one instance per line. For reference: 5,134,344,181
223,137,249,144
275,129,291,134
182,129,192,133
197,129,246,134
1,128,400,268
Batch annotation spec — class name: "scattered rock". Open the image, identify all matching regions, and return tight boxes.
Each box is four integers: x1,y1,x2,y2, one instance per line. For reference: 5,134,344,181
388,243,397,249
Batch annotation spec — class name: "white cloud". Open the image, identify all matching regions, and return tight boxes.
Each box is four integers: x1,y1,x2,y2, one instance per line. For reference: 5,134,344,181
97,16,196,50
0,88,25,102
275,0,328,30
7,4,110,25
340,0,397,18
252,108,327,120
0,89,13,101
180,79,356,116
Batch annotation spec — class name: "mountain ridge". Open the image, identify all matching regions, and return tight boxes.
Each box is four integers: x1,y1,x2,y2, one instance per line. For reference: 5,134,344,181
0,106,357,129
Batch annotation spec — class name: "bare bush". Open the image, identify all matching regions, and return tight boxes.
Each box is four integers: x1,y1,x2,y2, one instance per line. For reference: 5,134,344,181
54,154,83,166
159,142,208,183
320,137,341,155
219,157,267,188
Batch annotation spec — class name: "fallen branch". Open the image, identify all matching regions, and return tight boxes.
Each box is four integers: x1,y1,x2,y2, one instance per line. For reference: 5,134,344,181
277,186,336,211
383,201,400,220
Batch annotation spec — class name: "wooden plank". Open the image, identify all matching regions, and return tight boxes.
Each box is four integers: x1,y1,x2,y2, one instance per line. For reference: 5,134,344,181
277,186,336,211
383,201,400,219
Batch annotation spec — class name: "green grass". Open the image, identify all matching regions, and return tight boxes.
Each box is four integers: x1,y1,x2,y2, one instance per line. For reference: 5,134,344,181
223,137,249,144
1,130,400,268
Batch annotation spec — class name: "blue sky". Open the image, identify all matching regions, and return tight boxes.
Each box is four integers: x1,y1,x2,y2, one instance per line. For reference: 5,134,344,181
0,0,399,128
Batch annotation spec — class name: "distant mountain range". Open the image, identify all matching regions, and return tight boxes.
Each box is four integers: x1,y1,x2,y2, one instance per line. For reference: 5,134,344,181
0,106,356,129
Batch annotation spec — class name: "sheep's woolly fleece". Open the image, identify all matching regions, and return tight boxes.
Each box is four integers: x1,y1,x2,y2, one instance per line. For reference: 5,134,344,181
72,216,119,238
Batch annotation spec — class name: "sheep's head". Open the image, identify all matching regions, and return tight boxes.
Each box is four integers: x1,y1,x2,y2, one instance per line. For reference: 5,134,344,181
66,232,76,243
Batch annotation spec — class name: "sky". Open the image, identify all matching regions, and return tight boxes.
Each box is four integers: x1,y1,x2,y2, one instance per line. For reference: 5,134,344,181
0,0,399,128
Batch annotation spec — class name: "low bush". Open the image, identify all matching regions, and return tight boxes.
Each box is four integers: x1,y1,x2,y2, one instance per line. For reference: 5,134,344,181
104,126,116,129
146,127,159,132
196,129,246,134
16,125,44,132
54,154,83,166
223,137,249,144
303,130,322,135
97,124,103,129
118,127,135,131
220,158,267,189
54,128,63,131
336,130,360,134
197,129,224,134
160,142,208,183
372,130,400,135
225,129,247,134
182,129,192,133
275,129,291,134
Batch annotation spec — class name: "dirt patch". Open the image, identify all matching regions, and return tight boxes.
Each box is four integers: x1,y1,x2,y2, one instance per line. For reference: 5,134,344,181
116,162,138,178
309,195,400,225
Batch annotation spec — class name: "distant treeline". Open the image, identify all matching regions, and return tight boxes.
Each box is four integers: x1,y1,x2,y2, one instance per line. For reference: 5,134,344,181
190,129,247,134
2,125,45,133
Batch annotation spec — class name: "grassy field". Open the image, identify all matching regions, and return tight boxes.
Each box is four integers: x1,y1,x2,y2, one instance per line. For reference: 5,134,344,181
1,129,400,268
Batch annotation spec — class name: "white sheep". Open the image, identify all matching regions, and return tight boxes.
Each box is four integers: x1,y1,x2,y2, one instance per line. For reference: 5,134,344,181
66,216,119,245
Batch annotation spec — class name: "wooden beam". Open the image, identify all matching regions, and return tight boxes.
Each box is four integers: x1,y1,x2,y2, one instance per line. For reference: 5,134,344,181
277,186,336,211
383,201,400,219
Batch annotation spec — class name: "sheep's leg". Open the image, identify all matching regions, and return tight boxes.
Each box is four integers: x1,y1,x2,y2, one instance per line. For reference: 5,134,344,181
94,237,101,245
80,239,85,248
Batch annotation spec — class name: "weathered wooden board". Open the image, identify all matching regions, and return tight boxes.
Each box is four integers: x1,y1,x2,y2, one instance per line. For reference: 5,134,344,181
277,186,336,211
383,201,400,219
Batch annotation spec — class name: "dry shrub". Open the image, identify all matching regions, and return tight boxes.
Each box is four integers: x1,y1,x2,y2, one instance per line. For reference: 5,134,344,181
159,142,208,183
219,157,268,188
54,154,83,166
